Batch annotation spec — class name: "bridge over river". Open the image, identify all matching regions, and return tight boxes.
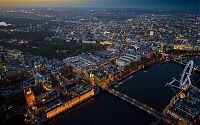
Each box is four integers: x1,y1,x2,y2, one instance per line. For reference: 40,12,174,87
102,87,178,125
96,59,199,125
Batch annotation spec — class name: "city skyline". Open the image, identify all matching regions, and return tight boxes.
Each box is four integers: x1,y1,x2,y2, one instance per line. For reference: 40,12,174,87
0,4,200,125
0,0,199,10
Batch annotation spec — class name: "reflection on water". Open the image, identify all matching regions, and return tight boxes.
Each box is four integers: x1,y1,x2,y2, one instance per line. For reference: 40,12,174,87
49,92,156,125
116,62,183,112
50,58,200,125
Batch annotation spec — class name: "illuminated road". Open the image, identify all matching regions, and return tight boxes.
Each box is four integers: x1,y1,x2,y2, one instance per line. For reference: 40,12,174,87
103,87,177,125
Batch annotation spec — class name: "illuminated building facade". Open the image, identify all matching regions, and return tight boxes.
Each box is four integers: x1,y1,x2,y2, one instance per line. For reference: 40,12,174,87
24,88,36,107
46,89,94,118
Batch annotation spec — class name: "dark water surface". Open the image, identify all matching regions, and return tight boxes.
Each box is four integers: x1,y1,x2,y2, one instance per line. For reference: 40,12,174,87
116,62,183,112
51,58,200,125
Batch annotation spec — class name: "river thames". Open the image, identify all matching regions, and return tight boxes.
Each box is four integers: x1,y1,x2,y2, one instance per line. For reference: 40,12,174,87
49,56,200,125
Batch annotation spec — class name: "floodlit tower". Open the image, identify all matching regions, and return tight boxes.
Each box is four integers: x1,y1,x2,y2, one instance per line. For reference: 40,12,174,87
89,71,95,86
24,88,35,107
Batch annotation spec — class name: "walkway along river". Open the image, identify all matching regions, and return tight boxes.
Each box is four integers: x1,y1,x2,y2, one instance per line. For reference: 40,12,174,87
50,57,200,125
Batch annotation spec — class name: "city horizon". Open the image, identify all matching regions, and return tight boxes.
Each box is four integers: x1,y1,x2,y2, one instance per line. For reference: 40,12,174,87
0,0,199,10
0,1,200,125
0,6,199,13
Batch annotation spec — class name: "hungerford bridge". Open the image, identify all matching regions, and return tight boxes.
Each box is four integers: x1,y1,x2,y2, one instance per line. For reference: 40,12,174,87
100,60,195,125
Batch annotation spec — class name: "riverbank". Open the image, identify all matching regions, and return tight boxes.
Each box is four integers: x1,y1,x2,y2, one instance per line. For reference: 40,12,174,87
51,61,190,125
110,59,167,88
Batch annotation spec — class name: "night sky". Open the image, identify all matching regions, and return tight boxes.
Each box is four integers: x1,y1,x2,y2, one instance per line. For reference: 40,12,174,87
85,0,199,10
0,0,199,10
